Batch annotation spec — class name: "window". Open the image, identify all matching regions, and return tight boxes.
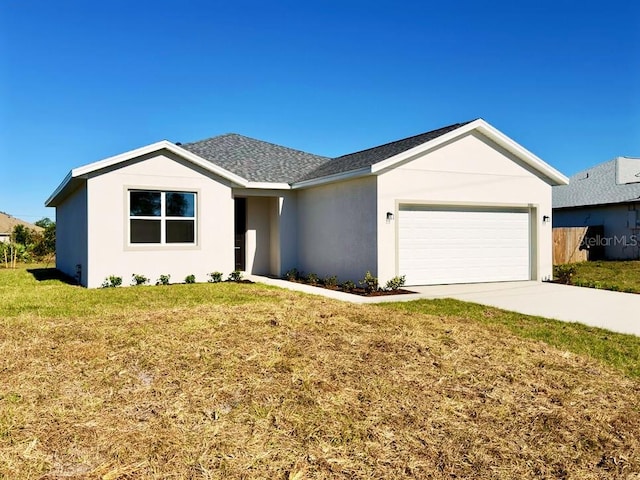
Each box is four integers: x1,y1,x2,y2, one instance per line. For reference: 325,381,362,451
129,190,196,244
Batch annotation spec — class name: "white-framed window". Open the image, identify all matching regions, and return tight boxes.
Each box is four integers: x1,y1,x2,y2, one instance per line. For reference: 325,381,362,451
129,190,196,244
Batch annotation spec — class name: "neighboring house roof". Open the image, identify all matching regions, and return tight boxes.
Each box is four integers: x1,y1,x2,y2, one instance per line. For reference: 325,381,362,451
180,134,330,183
0,212,43,235
553,157,640,209
46,119,569,207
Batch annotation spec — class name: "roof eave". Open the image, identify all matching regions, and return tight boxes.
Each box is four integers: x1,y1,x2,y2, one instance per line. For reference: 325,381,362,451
45,141,251,207
291,166,372,189
370,119,569,186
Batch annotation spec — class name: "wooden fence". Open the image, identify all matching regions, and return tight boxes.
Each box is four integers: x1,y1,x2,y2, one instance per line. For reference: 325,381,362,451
552,226,604,264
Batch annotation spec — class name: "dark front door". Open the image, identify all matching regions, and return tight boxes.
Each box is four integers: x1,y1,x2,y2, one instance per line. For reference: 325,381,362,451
234,198,246,271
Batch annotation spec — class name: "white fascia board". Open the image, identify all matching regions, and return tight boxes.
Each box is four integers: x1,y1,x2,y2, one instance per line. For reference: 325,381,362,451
45,171,73,207
371,119,569,186
291,166,371,189
45,141,251,206
245,182,291,190
473,120,569,186
72,141,249,186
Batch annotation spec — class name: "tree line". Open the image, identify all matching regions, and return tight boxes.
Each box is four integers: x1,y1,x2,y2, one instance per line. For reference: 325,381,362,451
2,218,56,267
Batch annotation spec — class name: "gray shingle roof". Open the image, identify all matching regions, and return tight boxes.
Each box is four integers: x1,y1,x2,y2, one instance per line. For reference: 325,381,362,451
298,120,475,181
180,121,474,184
553,157,640,209
180,134,330,183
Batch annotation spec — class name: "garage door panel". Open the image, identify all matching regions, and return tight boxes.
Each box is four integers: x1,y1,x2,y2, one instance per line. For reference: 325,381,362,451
398,207,530,285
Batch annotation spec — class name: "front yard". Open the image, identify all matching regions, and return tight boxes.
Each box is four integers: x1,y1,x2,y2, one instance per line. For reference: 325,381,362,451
560,260,640,293
1,265,639,479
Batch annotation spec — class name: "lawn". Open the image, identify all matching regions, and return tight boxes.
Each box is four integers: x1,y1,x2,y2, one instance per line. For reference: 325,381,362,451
1,266,639,479
565,260,640,293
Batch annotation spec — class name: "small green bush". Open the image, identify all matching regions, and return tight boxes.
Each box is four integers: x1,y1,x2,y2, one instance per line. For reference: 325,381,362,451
341,280,356,292
101,275,122,288
306,273,319,285
131,273,149,286
554,264,577,284
185,274,196,284
228,270,243,282
384,275,406,291
208,271,223,283
156,274,171,286
324,275,338,287
284,268,299,281
359,271,379,293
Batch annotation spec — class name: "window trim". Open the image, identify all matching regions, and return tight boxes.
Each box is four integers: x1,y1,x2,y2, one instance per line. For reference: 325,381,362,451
125,187,199,249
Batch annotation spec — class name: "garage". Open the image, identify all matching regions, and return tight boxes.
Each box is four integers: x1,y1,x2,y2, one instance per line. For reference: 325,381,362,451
398,206,531,285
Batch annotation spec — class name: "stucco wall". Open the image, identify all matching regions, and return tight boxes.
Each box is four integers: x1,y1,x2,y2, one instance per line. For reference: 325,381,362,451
377,131,553,283
553,204,640,260
55,183,88,284
84,151,235,287
297,176,377,282
246,196,272,275
232,189,298,277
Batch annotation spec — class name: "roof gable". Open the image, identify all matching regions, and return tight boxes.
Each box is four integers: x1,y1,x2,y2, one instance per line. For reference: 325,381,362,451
553,157,640,209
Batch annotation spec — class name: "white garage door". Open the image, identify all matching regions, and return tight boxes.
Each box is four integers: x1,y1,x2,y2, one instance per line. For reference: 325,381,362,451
398,206,531,285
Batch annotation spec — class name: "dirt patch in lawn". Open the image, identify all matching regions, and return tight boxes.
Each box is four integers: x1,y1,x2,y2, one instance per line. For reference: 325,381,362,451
1,268,639,478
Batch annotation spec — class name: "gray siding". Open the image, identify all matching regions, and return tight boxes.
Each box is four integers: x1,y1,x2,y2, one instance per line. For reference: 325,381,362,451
55,184,88,284
553,204,640,260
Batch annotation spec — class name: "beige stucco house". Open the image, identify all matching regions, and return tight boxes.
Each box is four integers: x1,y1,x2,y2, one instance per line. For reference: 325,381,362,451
46,119,568,288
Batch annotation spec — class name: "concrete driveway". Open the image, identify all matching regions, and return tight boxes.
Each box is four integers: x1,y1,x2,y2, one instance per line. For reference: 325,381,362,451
408,281,640,336
249,276,640,336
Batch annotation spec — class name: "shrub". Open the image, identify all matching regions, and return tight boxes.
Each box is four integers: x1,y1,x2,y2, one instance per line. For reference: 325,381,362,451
131,273,149,286
306,273,319,285
324,275,338,287
284,268,299,281
101,275,122,288
554,264,577,284
341,280,356,292
384,275,406,291
156,274,171,286
228,270,243,282
185,274,196,284
359,271,379,293
208,271,223,283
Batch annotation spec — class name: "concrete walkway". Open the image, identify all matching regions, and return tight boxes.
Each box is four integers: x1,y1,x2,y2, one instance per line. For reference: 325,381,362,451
248,276,640,336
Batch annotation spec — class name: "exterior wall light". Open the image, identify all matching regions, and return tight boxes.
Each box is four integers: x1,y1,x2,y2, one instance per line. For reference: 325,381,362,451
543,215,550,223
386,212,394,222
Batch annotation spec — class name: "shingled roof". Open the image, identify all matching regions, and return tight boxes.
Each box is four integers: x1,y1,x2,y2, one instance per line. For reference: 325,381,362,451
181,121,474,184
180,134,330,183
553,157,640,209
298,120,475,181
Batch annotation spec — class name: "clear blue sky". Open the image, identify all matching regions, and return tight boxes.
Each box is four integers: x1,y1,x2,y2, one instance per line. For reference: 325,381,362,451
1,0,638,222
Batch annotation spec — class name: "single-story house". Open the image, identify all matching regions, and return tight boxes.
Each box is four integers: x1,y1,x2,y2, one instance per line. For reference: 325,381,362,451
45,119,568,288
553,156,640,260
0,212,43,243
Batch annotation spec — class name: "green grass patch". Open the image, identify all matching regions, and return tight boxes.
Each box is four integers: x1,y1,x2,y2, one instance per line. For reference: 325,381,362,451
381,298,640,379
565,260,640,294
0,265,279,319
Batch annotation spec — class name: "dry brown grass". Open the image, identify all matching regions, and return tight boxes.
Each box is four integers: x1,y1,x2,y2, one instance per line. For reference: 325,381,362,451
1,274,640,479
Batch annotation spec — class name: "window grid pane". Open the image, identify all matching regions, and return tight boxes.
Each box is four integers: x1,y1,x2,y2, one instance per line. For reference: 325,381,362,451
166,192,195,217
130,191,161,216
130,219,161,243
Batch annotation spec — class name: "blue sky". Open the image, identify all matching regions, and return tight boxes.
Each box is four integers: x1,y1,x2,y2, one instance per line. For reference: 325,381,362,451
1,0,638,222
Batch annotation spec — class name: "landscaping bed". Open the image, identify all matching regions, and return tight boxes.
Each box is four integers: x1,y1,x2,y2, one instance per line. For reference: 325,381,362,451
283,269,415,296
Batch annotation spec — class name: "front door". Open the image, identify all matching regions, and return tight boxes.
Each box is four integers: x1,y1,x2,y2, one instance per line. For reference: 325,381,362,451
234,198,246,271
